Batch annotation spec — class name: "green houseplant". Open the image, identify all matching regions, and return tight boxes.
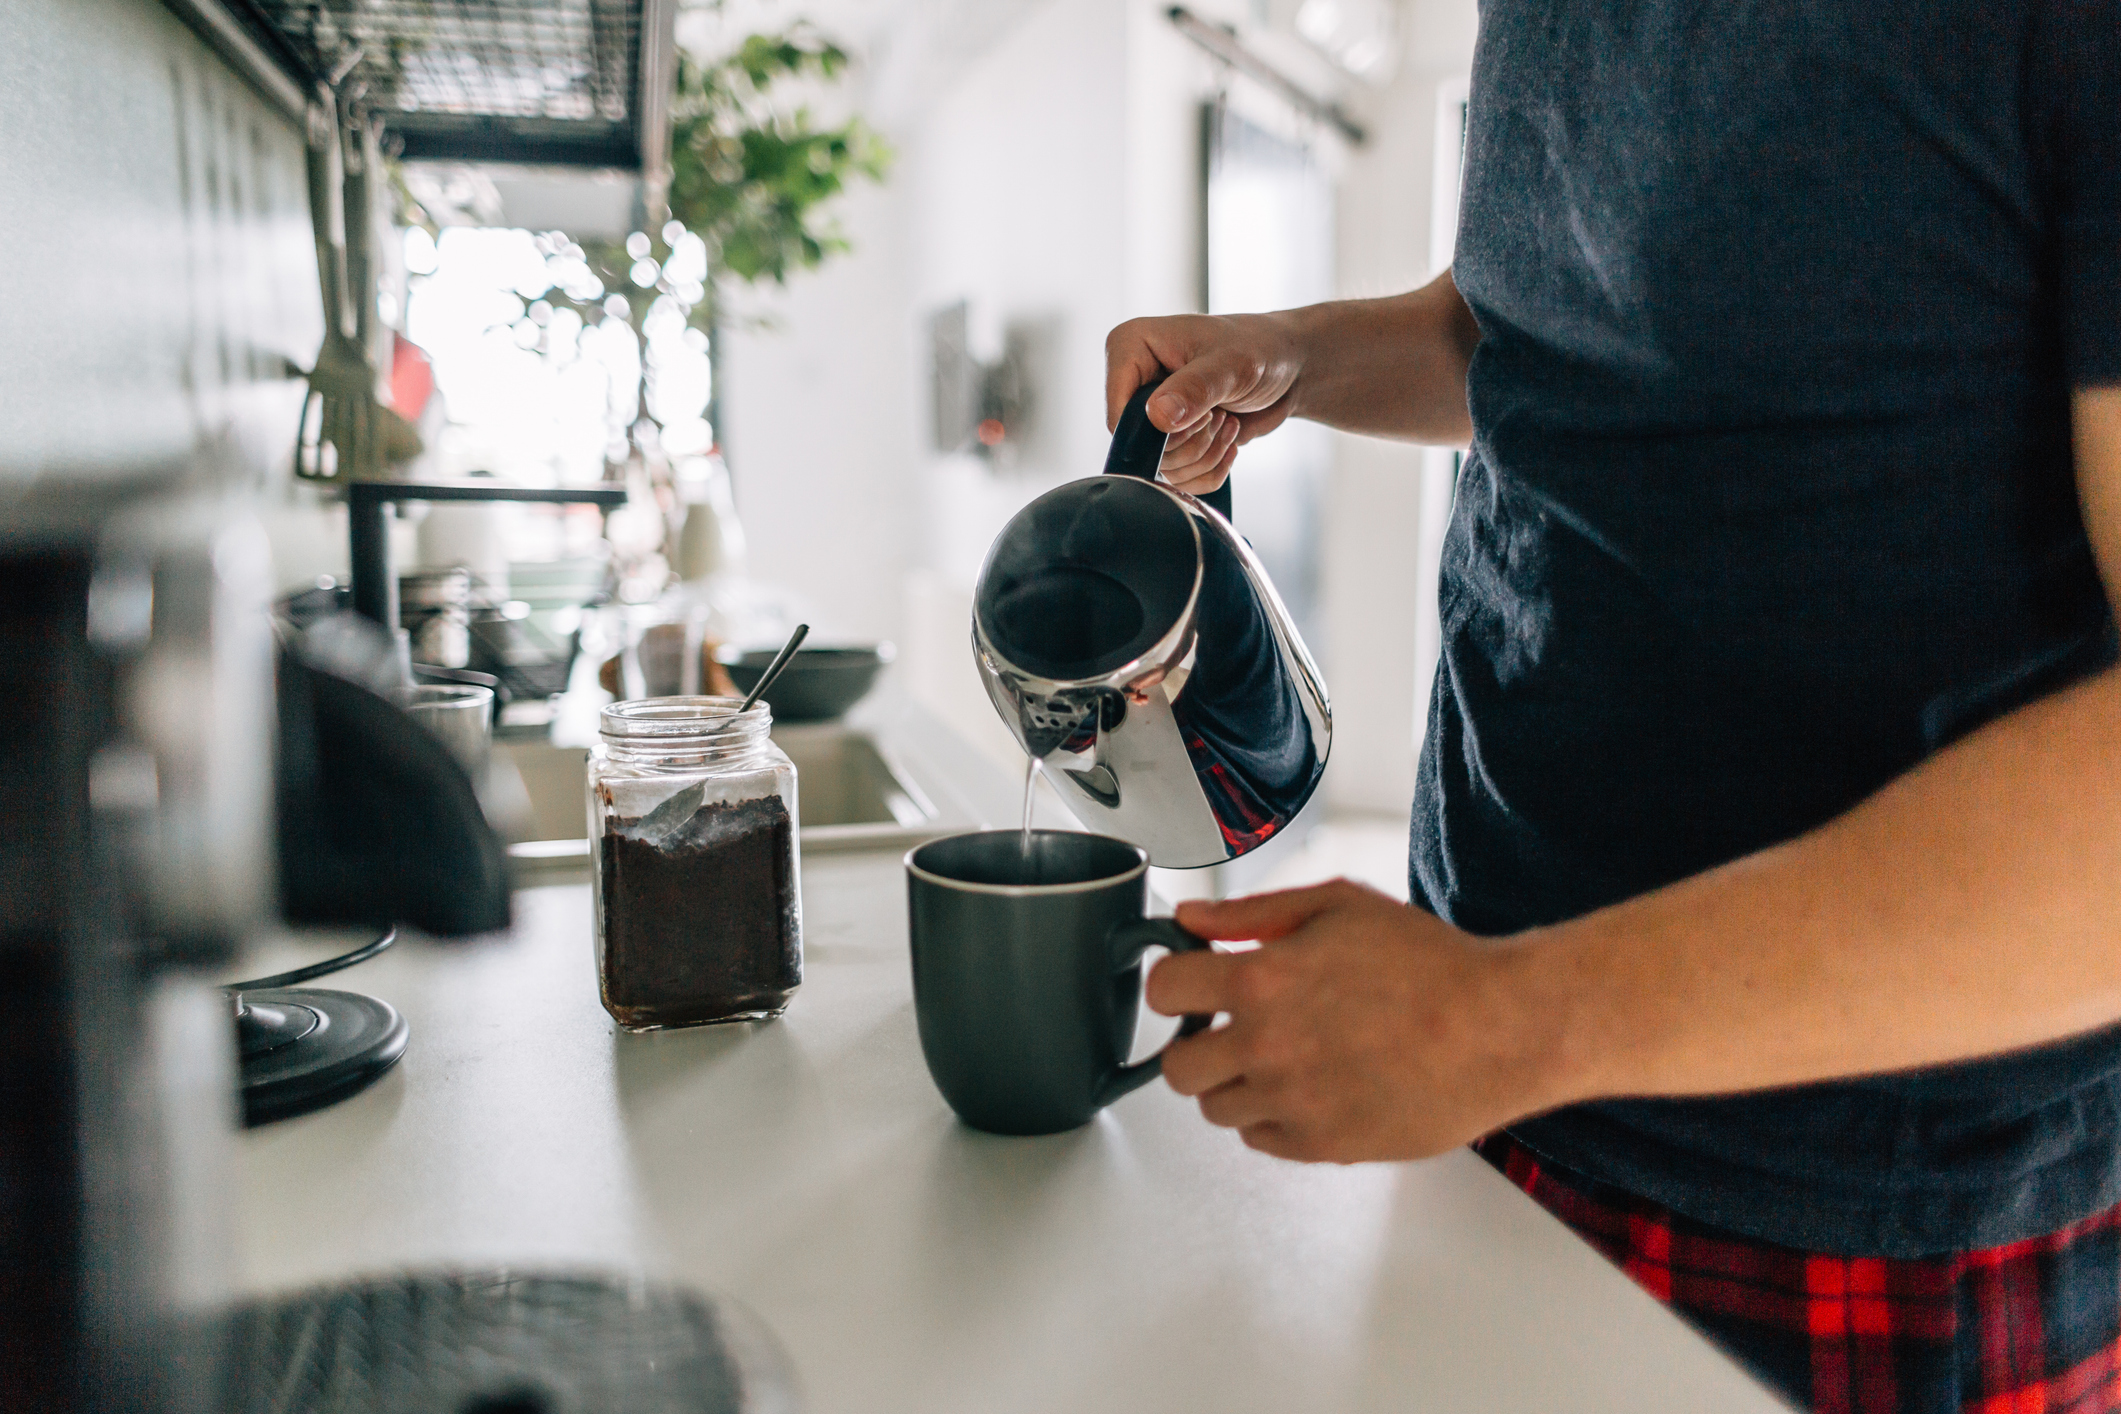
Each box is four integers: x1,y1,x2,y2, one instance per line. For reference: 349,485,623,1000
534,23,891,463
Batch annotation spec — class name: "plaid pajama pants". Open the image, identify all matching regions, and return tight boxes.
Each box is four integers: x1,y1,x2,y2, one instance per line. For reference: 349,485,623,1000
1476,1132,2121,1413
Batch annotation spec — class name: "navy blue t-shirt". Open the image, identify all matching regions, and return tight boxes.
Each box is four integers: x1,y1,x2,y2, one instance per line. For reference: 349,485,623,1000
1415,0,2121,1256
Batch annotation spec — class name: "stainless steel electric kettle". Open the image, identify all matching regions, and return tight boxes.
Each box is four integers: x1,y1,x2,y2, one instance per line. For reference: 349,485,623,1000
972,378,1331,867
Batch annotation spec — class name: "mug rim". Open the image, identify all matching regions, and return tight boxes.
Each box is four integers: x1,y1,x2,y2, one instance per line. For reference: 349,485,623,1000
905,829,1148,897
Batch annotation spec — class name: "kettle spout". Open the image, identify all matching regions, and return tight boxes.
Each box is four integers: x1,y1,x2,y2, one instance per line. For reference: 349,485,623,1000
999,686,1104,763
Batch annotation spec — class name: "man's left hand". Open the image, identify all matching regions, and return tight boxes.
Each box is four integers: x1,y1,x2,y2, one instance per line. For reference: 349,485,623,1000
1147,881,1573,1163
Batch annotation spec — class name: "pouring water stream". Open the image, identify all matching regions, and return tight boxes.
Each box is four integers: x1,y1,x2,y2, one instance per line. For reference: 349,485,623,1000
1020,755,1043,863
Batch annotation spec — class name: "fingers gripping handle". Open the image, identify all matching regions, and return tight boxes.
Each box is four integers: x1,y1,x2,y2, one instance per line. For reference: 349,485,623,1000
1100,373,1235,523
1095,917,1215,1108
1103,377,1171,482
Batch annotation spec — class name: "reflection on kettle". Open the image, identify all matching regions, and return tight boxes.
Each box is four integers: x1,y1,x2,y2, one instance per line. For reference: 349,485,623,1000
972,380,1331,868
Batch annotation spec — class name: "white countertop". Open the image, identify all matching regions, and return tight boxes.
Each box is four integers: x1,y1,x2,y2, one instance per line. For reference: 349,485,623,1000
235,845,1786,1413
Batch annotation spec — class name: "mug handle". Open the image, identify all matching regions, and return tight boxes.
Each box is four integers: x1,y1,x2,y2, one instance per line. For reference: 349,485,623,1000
1093,917,1217,1109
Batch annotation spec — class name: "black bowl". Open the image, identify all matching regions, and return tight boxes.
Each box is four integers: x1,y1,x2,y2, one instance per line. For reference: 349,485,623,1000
721,644,894,722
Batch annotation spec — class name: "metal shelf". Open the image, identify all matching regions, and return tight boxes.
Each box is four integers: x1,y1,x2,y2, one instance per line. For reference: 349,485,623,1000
184,0,675,170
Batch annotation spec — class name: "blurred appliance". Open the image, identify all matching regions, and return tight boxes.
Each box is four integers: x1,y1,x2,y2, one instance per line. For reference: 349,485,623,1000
0,484,512,1409
0,491,279,1414
0,1,671,1409
972,382,1331,868
2,0,322,1402
245,611,511,1129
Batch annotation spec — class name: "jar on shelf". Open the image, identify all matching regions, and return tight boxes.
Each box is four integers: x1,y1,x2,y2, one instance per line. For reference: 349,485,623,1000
588,697,802,1030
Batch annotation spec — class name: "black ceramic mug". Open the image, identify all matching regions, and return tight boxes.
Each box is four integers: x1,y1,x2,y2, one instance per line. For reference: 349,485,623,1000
905,830,1215,1135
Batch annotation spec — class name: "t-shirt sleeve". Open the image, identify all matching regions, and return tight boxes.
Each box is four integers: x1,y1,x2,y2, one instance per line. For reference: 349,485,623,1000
2035,0,2121,387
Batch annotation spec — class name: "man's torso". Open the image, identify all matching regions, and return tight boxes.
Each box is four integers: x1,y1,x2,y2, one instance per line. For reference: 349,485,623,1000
1420,0,2121,1256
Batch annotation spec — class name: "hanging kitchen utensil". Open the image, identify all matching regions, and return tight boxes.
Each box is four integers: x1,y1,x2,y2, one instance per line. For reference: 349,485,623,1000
971,377,1329,868
296,93,419,482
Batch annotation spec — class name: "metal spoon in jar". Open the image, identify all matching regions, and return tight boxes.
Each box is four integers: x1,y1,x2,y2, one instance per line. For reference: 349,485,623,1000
634,623,810,848
738,622,810,714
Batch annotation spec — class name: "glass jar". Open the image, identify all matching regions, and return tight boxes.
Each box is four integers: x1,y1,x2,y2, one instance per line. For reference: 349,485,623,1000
588,697,802,1030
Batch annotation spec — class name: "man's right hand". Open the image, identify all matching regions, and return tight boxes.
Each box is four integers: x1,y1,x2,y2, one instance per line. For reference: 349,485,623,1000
1104,312,1308,495
1103,274,1483,492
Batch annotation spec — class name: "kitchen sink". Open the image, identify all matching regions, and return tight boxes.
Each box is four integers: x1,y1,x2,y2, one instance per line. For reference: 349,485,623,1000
498,718,957,879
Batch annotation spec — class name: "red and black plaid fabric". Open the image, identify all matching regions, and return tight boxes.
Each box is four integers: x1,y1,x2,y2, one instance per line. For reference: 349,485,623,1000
1476,1132,2121,1413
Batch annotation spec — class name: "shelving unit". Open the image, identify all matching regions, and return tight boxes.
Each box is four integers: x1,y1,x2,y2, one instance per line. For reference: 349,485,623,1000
168,0,677,170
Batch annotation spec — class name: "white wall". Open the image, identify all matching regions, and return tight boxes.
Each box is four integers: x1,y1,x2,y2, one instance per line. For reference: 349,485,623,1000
905,0,1227,771
904,0,1120,766
909,0,1130,583
715,175,918,648
1317,0,1479,815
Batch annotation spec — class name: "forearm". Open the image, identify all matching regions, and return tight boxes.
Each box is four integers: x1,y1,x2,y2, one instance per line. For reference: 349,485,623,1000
1151,666,2121,1163
1284,271,1480,445
1529,662,2121,1107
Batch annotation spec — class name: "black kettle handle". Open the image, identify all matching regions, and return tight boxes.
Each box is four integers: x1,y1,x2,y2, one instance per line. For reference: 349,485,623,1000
1102,374,1234,523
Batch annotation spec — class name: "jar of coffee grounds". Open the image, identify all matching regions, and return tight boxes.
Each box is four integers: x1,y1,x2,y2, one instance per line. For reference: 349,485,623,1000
589,697,801,1030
